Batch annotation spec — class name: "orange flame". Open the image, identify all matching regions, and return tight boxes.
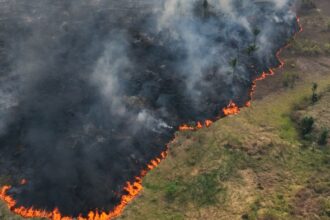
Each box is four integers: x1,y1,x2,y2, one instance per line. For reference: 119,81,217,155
205,120,213,127
222,101,240,116
179,124,195,131
179,119,214,131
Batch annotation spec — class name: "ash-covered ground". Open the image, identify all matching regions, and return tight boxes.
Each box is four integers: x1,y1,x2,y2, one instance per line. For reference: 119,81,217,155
0,0,298,217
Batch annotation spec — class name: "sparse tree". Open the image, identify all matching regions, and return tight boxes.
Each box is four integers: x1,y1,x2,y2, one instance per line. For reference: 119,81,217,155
318,129,329,145
230,58,237,68
245,28,261,56
311,82,318,103
202,0,209,18
253,28,261,36
203,0,208,9
246,45,257,55
253,28,261,46
301,116,314,138
283,72,299,88
229,58,237,74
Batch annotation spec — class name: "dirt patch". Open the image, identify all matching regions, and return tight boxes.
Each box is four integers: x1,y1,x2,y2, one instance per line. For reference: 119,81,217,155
292,188,322,217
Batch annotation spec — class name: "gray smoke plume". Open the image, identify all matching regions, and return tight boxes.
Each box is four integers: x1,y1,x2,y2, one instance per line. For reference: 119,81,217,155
0,0,298,217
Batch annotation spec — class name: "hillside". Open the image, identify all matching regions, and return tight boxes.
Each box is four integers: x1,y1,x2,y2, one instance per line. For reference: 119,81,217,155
1,0,330,220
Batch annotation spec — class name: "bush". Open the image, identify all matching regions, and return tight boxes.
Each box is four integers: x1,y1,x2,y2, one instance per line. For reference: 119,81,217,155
300,116,314,138
324,43,330,54
326,19,330,31
320,198,330,217
318,129,329,145
246,45,258,55
188,173,223,206
311,82,318,103
164,181,182,202
292,39,321,55
283,72,299,88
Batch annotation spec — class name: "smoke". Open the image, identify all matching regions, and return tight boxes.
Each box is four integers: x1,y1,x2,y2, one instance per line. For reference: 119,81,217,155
0,0,298,217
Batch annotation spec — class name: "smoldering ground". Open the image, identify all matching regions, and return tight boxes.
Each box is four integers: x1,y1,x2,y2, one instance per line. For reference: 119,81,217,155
0,0,299,217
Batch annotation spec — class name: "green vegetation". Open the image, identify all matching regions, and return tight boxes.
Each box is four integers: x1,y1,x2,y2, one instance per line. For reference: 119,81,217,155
292,39,322,55
325,43,330,54
184,172,224,206
318,129,329,145
311,82,319,103
245,27,261,56
300,116,314,138
324,17,330,31
229,58,237,69
246,45,258,55
282,72,299,88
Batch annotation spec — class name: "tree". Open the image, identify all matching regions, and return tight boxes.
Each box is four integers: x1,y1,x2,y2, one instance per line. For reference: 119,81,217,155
230,58,237,68
203,0,208,9
245,28,261,56
311,82,318,103
283,72,299,88
229,58,237,75
202,0,209,18
300,116,314,138
253,28,260,46
318,129,329,145
253,28,261,36
246,45,258,55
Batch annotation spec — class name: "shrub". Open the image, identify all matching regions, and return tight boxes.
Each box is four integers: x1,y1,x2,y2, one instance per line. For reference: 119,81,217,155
312,82,318,103
164,181,181,202
188,173,222,206
326,19,330,31
246,45,258,55
300,116,314,138
320,198,330,217
292,39,321,55
324,43,330,54
318,129,329,145
283,72,299,88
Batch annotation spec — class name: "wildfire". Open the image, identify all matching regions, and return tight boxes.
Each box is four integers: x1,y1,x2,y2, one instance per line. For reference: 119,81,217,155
246,16,303,107
0,17,303,220
178,124,195,131
179,119,213,131
0,150,169,220
205,120,213,127
222,101,240,116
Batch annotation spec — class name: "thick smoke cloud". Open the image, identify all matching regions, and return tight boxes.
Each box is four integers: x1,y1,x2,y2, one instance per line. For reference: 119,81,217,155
0,0,298,217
